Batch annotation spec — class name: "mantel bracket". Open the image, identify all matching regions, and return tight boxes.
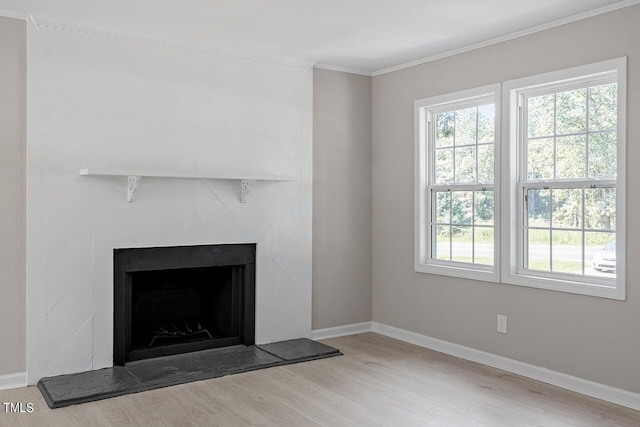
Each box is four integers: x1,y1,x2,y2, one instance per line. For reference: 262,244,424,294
240,179,255,203
127,176,142,202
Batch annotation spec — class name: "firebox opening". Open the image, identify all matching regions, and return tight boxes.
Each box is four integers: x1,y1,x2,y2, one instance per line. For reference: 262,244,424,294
114,244,256,366
131,266,236,352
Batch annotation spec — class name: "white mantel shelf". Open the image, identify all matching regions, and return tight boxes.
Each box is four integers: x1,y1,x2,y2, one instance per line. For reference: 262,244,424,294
79,168,296,203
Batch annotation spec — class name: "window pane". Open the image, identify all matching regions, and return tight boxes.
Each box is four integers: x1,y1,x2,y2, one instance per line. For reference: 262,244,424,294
435,148,454,183
527,138,554,180
589,83,617,131
451,191,473,224
585,231,615,248
552,189,582,229
585,232,616,277
527,189,550,227
455,107,476,145
454,146,476,183
551,230,583,274
424,96,497,270
478,104,494,143
474,227,494,266
513,70,622,288
478,144,494,183
435,191,451,224
435,225,451,260
588,132,616,178
556,88,586,135
451,226,472,262
435,111,454,147
556,135,586,179
585,188,616,230
527,94,554,138
528,229,550,271
474,191,493,225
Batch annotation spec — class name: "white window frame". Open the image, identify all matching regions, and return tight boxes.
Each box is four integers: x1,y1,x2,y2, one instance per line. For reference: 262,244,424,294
414,58,626,300
501,58,626,300
414,84,501,282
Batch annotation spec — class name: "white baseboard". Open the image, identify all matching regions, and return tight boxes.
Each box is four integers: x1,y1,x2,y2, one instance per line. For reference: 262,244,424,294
371,322,640,412
311,321,373,340
0,372,27,391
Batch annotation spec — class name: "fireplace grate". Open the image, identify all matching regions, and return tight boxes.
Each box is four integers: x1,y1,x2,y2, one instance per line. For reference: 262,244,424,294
148,322,214,348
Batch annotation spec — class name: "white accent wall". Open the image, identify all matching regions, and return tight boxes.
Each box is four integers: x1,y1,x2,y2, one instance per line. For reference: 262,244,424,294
26,25,313,383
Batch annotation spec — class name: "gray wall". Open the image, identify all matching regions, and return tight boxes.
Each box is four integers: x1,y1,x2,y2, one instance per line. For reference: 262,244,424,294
313,69,372,329
0,16,26,376
3,4,638,394
372,5,640,393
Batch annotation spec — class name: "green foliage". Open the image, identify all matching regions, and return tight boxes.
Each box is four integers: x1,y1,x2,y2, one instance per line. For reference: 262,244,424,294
528,259,582,272
527,229,614,246
525,82,617,235
434,103,494,185
431,82,617,271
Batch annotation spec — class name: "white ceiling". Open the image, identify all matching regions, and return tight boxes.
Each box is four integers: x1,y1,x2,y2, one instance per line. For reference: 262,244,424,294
1,0,637,74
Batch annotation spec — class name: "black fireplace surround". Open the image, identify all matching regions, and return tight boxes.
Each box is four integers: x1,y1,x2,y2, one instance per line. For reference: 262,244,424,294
113,244,256,365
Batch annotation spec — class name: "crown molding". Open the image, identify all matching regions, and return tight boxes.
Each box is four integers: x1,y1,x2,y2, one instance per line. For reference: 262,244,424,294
313,63,372,77
5,1,639,79
0,9,27,20
372,0,640,76
26,14,315,70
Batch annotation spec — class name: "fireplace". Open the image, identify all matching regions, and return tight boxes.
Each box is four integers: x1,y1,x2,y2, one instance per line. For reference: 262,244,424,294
113,244,256,365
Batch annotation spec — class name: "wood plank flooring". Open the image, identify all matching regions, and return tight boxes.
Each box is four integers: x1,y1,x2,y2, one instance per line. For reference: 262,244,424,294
2,333,640,426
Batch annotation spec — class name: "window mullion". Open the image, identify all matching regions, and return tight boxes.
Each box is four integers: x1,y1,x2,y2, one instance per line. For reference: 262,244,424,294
586,87,591,178
581,188,586,275
549,189,553,272
520,180,615,189
429,183,493,192
522,185,527,270
553,93,557,181
519,98,528,271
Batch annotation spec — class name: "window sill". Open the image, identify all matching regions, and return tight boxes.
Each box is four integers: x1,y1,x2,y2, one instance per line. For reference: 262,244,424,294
415,262,499,283
414,263,624,300
501,271,624,300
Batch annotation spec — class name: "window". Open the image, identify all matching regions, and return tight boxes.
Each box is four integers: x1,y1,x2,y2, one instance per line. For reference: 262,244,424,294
415,58,626,299
415,85,501,282
503,58,626,299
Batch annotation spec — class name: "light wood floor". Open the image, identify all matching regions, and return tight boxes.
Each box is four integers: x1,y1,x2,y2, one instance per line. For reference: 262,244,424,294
2,333,640,426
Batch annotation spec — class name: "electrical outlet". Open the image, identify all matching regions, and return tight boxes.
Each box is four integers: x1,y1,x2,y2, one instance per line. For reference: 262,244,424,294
497,314,507,333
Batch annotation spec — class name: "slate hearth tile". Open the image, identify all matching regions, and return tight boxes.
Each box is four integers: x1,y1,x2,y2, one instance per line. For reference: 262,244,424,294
257,338,342,362
37,366,143,409
38,340,342,409
126,345,283,388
